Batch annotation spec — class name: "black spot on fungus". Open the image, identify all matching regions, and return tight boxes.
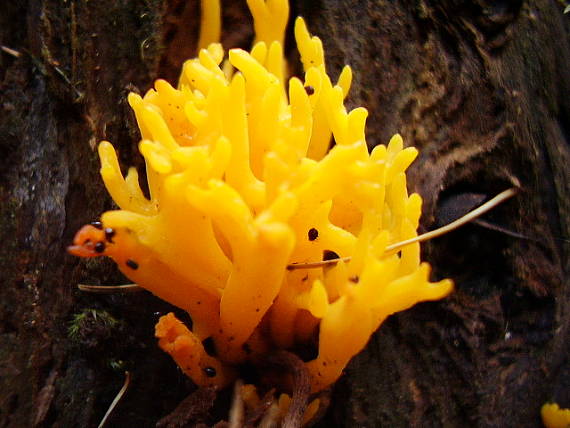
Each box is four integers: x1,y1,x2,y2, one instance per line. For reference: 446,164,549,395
126,259,139,270
308,228,319,241
302,275,309,282
255,308,260,312
94,242,105,253
304,85,315,95
104,228,115,243
202,337,217,356
203,367,216,377
90,221,103,229
349,275,359,283
322,250,340,261
197,301,201,305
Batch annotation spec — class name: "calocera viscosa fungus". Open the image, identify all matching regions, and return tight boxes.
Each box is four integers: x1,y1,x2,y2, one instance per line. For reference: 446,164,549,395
69,0,454,393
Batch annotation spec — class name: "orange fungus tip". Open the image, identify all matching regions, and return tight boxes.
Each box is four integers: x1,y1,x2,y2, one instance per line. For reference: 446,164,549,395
68,224,107,258
69,0,453,394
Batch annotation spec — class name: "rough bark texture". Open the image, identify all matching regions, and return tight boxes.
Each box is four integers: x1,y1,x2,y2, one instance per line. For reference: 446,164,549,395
1,0,569,427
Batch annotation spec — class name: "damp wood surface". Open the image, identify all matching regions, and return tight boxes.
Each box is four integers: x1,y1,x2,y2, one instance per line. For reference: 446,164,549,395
0,0,569,426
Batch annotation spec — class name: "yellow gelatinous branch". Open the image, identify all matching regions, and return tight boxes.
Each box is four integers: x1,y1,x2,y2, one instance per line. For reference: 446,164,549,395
198,0,221,51
156,313,235,387
247,0,289,46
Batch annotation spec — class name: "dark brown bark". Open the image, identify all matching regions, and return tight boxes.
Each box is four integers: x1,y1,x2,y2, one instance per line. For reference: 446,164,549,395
1,0,568,427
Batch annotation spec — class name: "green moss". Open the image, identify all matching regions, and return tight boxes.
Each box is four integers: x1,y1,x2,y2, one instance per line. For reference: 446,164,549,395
68,308,120,348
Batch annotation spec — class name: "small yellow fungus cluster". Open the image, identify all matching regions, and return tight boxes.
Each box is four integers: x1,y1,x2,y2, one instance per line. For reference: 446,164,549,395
69,0,453,393
542,403,570,428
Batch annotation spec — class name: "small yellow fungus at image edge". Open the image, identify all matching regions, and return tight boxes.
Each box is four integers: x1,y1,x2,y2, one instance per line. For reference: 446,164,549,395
542,403,570,428
68,0,454,396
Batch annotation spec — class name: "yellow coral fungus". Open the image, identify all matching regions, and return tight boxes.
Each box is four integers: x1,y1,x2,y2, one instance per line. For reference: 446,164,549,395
69,0,453,393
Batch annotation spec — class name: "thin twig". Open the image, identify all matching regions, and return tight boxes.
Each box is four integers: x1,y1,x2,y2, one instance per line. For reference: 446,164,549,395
286,257,351,270
228,380,245,428
286,187,517,270
472,218,533,241
258,403,281,428
1,46,21,57
98,371,131,428
267,351,311,428
385,187,517,251
78,284,142,293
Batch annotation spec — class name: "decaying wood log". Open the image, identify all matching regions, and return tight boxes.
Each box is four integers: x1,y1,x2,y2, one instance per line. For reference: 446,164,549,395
1,1,568,426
